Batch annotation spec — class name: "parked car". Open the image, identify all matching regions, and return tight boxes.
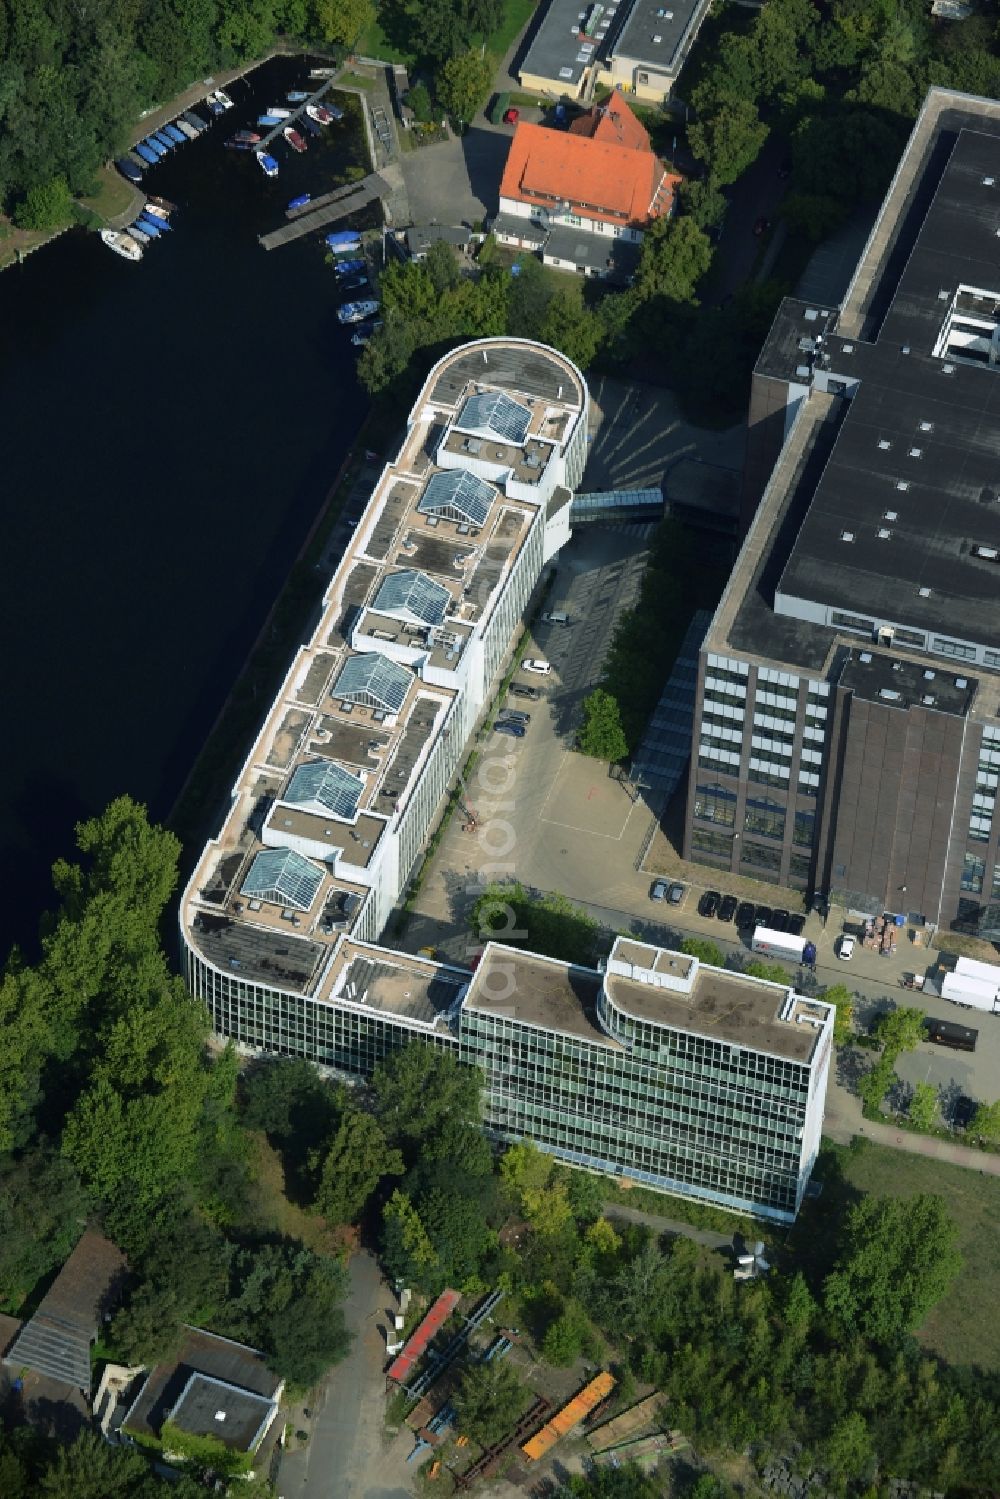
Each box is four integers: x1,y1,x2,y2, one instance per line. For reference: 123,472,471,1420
542,611,570,624
494,720,525,738
668,882,685,905
754,905,773,928
650,879,669,902
499,709,530,725
735,900,756,928
510,683,540,699
522,659,551,674
838,934,856,961
698,890,721,918
718,894,738,923
786,912,806,936
770,909,790,932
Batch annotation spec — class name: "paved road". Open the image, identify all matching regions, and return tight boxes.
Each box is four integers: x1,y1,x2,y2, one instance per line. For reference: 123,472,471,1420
604,1202,735,1251
278,1251,410,1499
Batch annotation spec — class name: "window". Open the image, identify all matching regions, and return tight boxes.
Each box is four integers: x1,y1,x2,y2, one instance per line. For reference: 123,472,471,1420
992,864,1000,900
961,852,985,894
789,851,812,885
744,795,786,841
832,610,874,634
740,842,782,874
792,808,816,848
932,637,976,661
693,783,737,827
692,828,734,860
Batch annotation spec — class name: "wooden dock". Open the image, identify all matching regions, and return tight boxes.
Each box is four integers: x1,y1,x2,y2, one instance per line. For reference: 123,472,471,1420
255,75,339,151
258,172,390,250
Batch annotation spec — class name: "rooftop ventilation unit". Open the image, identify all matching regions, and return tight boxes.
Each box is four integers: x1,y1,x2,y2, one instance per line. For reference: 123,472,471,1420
877,528,892,539
956,677,969,688
879,689,901,700
804,308,819,321
918,586,932,597
884,510,898,521
922,695,936,706
896,480,909,491
923,669,936,679
841,530,855,542
878,438,891,450
859,651,873,663
842,343,855,354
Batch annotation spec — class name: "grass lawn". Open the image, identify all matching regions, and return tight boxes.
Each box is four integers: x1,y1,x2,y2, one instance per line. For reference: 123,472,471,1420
79,165,135,223
483,0,539,57
356,15,415,65
246,1131,350,1257
801,1139,1000,1371
358,0,538,68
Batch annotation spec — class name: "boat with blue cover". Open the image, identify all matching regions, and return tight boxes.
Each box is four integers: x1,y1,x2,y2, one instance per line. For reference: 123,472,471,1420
258,114,284,127
256,151,279,178
164,123,186,145
144,136,167,158
326,230,362,250
337,298,380,324
288,194,311,210
334,258,366,276
140,211,170,232
303,116,321,138
135,141,159,164
153,131,175,151
287,91,310,103
116,157,143,183
136,215,160,237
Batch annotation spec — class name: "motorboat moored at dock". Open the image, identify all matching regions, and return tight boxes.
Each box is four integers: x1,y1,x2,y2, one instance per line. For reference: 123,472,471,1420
288,194,312,210
256,151,279,178
176,119,199,140
135,214,161,238
135,142,159,165
143,136,168,158
139,211,170,232
182,110,209,132
153,131,176,151
127,224,151,245
333,258,366,276
337,298,380,324
351,319,382,346
326,230,363,251
302,116,322,139
143,202,170,221
283,126,307,153
101,229,142,261
147,194,178,212
287,91,310,103
163,124,187,145
115,157,143,183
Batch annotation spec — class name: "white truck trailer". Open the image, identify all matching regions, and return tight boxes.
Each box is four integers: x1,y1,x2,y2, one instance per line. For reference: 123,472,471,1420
941,956,1000,1012
751,927,817,965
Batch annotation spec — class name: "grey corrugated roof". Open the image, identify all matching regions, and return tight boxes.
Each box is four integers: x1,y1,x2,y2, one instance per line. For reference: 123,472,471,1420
4,1230,126,1392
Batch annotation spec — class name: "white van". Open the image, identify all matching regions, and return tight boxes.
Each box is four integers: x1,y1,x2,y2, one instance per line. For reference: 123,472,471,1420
543,611,570,624
522,659,552,675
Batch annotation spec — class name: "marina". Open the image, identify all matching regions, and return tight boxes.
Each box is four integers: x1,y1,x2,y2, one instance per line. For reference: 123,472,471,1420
259,172,388,249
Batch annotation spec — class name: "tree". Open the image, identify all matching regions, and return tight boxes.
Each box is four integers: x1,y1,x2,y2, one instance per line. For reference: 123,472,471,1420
312,0,375,45
634,216,713,304
0,1148,90,1312
373,1045,482,1153
971,1098,1000,1142
554,1465,662,1497
680,937,724,967
678,177,728,231
821,983,854,1046
578,688,628,761
823,1410,874,1486
14,175,72,229
407,82,434,122
908,1080,939,1132
541,1299,591,1364
382,1189,439,1283
508,254,556,336
540,288,604,370
36,1432,158,1498
435,49,493,126
744,960,791,984
425,237,461,296
687,101,769,186
501,1139,553,1201
781,191,848,242
875,1005,926,1056
859,1054,895,1112
241,1058,340,1150
454,1357,528,1445
824,1193,962,1342
314,1109,403,1225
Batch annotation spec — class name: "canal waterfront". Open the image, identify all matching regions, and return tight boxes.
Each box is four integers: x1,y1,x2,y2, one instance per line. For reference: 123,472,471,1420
0,56,374,960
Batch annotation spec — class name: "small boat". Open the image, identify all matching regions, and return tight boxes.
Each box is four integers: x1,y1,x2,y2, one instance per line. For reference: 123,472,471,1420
235,129,261,143
287,91,310,103
116,157,143,183
283,126,307,153
325,104,345,121
334,258,366,275
225,136,253,150
351,320,382,346
305,104,327,124
326,230,362,251
164,123,186,145
266,106,292,119
302,116,322,139
139,211,171,232
153,131,176,151
135,215,161,238
340,274,370,293
337,298,380,324
147,194,178,212
256,151,279,178
176,119,199,140
143,202,170,221
258,114,285,128
215,89,235,110
144,136,167,158
135,141,160,165
127,224,151,245
182,110,209,132
288,194,312,210
206,94,225,115
101,228,142,261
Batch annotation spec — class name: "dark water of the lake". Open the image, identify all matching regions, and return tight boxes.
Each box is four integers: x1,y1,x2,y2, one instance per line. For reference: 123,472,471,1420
0,56,373,961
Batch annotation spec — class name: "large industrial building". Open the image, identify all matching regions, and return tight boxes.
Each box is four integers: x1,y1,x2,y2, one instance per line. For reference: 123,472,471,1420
180,336,833,1223
685,89,1000,937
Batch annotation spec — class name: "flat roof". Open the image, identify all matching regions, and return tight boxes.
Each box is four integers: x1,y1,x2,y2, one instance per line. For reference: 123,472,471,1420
605,939,824,1063
182,339,586,995
837,650,977,715
169,1371,275,1453
520,0,614,90
329,941,467,1027
124,1326,282,1451
610,0,708,73
463,945,616,1048
545,223,641,278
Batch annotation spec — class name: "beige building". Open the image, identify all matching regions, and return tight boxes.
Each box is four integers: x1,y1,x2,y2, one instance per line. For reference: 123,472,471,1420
518,0,711,104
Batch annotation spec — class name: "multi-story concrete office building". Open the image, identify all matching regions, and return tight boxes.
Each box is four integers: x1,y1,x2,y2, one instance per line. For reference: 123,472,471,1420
181,335,832,1220
685,90,1000,937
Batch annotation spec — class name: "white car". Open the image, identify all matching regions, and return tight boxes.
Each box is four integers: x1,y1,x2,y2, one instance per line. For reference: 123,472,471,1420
522,659,551,675
838,934,856,961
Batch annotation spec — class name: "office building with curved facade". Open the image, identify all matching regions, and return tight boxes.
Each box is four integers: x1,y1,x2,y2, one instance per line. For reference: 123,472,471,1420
181,336,831,1222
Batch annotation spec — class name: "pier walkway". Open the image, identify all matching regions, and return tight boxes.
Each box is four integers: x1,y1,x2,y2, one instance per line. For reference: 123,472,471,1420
258,171,390,249
255,76,339,151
